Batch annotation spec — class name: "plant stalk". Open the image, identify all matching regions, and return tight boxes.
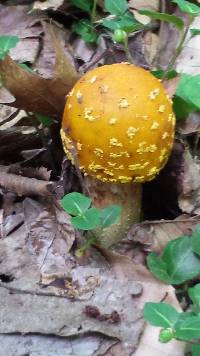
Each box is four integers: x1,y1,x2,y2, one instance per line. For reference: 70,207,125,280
162,15,193,81
123,37,134,64
91,0,98,24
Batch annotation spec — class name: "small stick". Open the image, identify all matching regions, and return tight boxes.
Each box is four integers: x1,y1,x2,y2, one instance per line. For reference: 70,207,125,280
0,169,54,197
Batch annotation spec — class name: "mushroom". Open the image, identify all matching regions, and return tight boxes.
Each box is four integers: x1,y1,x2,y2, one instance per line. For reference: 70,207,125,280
61,63,175,247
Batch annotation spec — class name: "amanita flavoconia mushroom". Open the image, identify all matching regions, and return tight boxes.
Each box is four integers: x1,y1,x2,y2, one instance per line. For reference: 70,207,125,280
61,63,175,247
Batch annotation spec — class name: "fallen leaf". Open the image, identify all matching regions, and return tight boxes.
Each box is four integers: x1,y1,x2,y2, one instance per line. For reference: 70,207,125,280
128,214,200,254
129,0,159,25
163,75,180,98
0,54,78,116
33,0,65,10
178,149,200,214
177,112,200,135
143,32,159,65
176,15,200,74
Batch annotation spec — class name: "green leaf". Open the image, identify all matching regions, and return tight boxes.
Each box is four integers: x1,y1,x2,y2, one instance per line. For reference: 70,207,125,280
173,95,198,120
71,207,100,230
73,19,98,43
176,74,200,110
175,315,200,340
151,69,177,80
70,0,93,12
188,284,200,314
138,10,184,30
192,344,200,356
60,192,92,216
172,0,200,16
104,0,128,15
102,13,143,32
0,35,19,60
148,237,200,284
100,204,122,228
190,28,200,37
35,113,54,127
162,236,200,284
192,224,200,256
147,252,171,283
118,12,144,32
144,302,179,328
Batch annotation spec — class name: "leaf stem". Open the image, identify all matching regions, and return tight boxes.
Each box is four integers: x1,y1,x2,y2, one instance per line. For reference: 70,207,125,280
123,37,134,64
91,0,98,24
162,15,193,81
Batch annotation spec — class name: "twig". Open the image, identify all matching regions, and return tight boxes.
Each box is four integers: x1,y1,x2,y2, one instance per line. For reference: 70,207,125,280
0,282,76,299
0,167,54,197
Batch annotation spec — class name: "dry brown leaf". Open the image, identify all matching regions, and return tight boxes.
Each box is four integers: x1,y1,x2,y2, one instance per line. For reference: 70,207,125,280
0,105,17,125
178,112,200,135
34,22,74,79
129,0,159,24
177,15,200,74
143,32,159,65
33,0,65,10
0,4,42,64
163,75,180,98
128,214,200,254
101,250,185,356
0,54,78,116
0,126,40,160
0,4,42,38
0,109,26,130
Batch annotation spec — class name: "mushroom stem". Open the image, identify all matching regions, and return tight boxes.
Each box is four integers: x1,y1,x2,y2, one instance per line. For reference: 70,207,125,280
84,176,142,248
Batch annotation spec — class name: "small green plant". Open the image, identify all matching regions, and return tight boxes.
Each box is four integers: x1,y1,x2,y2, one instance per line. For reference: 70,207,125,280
147,225,200,285
144,225,200,354
60,192,122,253
70,0,144,61
144,284,200,354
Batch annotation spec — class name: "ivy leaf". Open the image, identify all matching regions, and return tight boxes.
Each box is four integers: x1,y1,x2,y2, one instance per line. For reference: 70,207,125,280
172,0,200,16
100,204,122,228
73,19,98,43
70,0,93,12
138,10,184,30
0,35,19,60
71,207,100,230
144,303,180,328
60,192,92,216
104,0,128,15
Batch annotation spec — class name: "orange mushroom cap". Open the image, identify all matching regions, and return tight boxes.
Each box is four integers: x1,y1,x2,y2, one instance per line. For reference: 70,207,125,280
61,63,175,184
